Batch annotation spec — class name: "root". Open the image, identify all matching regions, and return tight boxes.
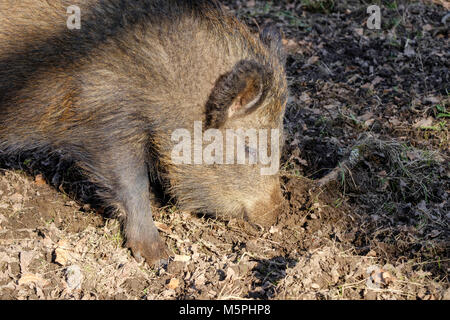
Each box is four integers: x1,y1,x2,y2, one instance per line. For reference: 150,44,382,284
316,134,445,202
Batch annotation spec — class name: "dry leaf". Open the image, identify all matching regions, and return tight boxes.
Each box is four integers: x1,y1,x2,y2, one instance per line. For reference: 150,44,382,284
226,267,236,280
299,92,311,103
0,213,7,225
366,250,377,257
413,117,433,128
389,118,402,126
306,56,319,65
422,24,433,32
358,112,374,122
283,39,300,54
167,278,180,290
246,0,256,8
154,221,172,234
381,271,394,285
354,28,364,36
406,151,419,160
174,255,191,262
429,230,441,238
371,76,384,86
361,82,373,90
366,266,395,288
19,251,36,273
54,239,71,266
35,174,46,186
195,274,206,287
269,226,280,234
404,43,416,57
443,288,450,300
10,193,23,203
424,96,440,104
18,273,49,287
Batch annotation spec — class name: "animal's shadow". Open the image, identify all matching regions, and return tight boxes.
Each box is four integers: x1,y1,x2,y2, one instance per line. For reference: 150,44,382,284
0,149,169,217
1,150,108,215
248,256,297,299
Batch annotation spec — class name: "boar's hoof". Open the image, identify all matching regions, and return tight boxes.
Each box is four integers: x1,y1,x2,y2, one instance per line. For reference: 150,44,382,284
126,239,170,267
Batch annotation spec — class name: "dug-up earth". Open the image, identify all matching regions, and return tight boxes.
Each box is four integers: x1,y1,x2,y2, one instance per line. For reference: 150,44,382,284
0,0,449,300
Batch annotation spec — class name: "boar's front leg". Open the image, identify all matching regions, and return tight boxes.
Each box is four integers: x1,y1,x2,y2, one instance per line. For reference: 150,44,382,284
77,140,169,266
120,160,169,266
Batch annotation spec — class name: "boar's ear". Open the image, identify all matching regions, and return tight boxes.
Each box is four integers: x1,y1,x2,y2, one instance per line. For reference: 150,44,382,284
205,60,272,128
260,25,286,65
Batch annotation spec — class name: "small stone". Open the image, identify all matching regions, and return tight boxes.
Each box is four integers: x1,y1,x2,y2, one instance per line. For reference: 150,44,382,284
65,265,83,291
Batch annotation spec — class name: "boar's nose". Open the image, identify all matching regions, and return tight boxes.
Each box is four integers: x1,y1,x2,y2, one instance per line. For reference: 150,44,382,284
244,187,283,226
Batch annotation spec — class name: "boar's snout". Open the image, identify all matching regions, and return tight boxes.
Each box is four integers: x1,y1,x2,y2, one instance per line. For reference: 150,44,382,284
244,185,284,226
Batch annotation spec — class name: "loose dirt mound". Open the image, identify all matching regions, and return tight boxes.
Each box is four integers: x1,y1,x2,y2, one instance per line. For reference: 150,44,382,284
1,0,449,300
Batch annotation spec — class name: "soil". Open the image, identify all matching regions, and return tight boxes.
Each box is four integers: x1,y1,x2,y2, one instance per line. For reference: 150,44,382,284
0,0,448,300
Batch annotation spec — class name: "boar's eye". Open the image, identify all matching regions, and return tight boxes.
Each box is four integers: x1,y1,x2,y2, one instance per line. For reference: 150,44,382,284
245,145,258,164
